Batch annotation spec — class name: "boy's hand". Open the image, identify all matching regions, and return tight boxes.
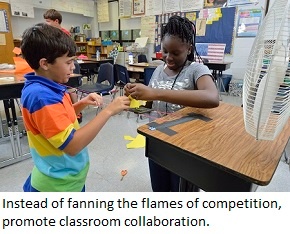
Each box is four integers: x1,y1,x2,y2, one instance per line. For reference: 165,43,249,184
82,93,103,107
105,96,130,116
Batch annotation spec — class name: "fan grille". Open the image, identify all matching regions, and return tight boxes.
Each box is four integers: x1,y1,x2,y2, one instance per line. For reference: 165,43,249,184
243,0,290,140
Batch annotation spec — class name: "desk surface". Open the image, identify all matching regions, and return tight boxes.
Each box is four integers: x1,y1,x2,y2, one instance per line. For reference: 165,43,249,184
137,102,290,187
0,73,82,99
81,58,114,63
126,62,158,73
0,73,25,85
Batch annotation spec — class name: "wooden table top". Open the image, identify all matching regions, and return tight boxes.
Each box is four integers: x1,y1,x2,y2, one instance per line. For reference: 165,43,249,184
0,73,26,86
138,102,290,185
0,72,81,86
126,62,158,73
80,58,114,63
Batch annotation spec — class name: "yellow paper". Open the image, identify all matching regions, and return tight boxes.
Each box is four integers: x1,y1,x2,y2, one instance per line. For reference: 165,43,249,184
124,135,135,141
207,20,213,25
124,134,145,149
130,98,141,108
129,95,146,108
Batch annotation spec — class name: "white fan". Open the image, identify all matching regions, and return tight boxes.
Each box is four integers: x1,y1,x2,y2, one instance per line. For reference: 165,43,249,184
243,0,290,140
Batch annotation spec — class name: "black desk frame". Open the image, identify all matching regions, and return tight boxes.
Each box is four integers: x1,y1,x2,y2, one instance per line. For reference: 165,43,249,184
143,136,257,192
0,82,30,168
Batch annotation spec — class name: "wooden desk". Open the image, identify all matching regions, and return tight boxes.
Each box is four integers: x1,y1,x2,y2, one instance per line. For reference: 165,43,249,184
126,64,147,73
0,73,83,97
137,102,290,192
83,58,114,64
126,63,157,83
204,61,232,75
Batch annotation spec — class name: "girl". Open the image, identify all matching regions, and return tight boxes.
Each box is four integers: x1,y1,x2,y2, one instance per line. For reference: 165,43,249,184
125,15,219,192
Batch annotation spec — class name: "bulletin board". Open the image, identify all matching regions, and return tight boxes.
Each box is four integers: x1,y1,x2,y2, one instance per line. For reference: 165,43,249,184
0,2,14,64
195,7,236,54
154,7,236,55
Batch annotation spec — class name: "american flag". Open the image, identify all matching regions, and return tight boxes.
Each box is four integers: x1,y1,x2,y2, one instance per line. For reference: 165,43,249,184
195,43,226,62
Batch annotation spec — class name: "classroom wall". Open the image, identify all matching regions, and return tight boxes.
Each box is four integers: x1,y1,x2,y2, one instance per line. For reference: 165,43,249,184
9,0,274,81
11,8,95,40
98,0,271,81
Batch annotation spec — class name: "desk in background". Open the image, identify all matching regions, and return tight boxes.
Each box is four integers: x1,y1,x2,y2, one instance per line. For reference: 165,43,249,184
137,102,290,192
78,58,114,83
125,62,159,83
0,73,82,168
0,73,29,168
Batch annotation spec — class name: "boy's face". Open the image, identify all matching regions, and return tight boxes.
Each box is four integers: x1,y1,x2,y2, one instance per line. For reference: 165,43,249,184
45,19,60,28
42,53,76,84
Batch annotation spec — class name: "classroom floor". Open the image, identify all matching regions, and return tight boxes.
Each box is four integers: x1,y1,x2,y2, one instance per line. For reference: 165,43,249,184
0,94,289,192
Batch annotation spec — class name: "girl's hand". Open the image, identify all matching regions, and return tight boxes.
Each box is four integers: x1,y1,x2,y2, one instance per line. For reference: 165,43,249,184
124,83,154,101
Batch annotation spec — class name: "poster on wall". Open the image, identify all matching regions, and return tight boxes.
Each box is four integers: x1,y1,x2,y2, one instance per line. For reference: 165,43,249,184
119,0,132,18
227,0,259,6
0,10,9,33
146,0,163,16
204,0,227,8
163,0,181,13
181,0,203,12
236,8,262,37
133,0,145,16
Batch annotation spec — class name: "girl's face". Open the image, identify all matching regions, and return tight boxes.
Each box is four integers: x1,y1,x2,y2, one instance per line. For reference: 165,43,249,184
161,35,191,71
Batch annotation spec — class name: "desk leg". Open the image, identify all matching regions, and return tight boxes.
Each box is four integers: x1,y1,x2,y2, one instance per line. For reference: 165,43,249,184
1,99,30,168
3,100,17,158
0,114,4,138
10,99,22,156
212,70,227,101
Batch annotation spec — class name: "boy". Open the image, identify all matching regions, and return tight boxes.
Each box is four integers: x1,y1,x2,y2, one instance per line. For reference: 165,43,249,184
43,9,83,123
20,23,130,192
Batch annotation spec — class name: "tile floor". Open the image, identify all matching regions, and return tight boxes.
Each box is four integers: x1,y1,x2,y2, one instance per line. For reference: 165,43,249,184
0,94,289,192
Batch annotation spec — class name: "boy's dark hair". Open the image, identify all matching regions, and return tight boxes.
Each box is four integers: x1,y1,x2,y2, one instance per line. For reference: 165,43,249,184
43,9,62,24
20,23,76,69
161,15,199,62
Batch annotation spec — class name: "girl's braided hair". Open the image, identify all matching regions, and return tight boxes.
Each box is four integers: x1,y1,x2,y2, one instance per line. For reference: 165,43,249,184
161,15,202,62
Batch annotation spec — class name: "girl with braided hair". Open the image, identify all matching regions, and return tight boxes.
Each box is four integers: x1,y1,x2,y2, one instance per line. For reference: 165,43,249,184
125,15,219,192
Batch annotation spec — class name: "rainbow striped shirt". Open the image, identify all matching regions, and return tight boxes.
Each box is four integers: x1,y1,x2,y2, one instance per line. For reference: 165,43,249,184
21,73,89,192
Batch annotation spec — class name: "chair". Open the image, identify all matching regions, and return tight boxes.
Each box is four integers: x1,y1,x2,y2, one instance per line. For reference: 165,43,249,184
137,54,148,63
79,63,115,100
113,64,130,96
127,66,156,122
65,61,83,88
136,54,148,82
143,66,156,85
79,62,99,84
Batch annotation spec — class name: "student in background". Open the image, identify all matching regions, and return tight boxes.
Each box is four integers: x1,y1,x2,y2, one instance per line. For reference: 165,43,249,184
43,9,83,123
20,23,130,192
43,9,70,35
124,15,219,192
